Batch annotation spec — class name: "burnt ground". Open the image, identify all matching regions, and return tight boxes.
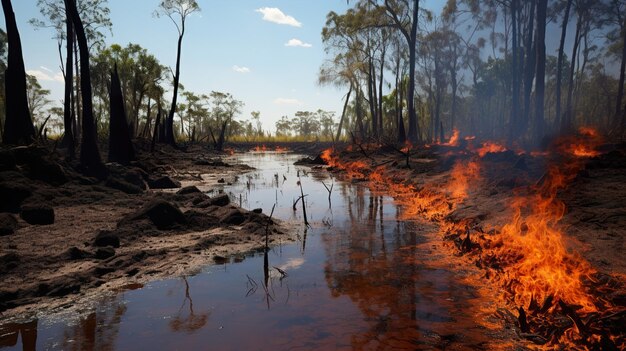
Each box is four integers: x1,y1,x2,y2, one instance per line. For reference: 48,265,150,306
1,139,623,348
0,142,324,318
318,141,626,348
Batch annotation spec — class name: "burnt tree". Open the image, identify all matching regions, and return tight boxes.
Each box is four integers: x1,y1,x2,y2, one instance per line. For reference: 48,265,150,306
1,0,35,145
65,0,105,176
108,64,135,164
61,11,75,158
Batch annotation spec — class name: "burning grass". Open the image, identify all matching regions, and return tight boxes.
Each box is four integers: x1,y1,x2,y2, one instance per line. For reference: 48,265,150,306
320,129,625,349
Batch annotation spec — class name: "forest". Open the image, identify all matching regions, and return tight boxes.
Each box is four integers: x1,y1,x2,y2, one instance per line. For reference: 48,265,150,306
0,0,625,350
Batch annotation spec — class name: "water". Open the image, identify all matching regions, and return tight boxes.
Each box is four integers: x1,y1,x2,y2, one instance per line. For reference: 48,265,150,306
0,152,511,350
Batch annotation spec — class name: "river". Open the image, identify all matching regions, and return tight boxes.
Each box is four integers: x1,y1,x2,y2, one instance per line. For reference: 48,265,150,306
0,152,516,350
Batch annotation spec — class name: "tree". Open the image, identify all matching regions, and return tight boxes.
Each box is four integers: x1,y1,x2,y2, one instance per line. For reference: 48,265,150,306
275,116,292,137
533,0,548,144
31,0,111,155
108,64,135,164
65,0,105,176
155,0,200,146
207,91,242,150
381,0,421,142
1,0,36,145
26,74,52,125
0,29,7,136
91,43,167,137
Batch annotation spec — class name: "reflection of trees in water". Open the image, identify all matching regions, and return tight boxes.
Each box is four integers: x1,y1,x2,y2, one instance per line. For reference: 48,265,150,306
0,319,37,351
323,186,433,349
59,296,127,351
169,277,209,333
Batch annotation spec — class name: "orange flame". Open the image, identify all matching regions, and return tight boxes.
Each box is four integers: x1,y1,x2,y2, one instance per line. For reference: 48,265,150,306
475,141,508,157
444,129,460,146
323,135,618,347
557,127,603,158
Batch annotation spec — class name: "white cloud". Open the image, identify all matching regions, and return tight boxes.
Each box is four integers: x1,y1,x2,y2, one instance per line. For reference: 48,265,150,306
285,38,312,48
26,69,64,83
232,65,250,73
255,7,302,27
274,98,300,105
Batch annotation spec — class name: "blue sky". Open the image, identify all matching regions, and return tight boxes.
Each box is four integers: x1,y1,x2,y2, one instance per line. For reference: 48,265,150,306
2,1,355,132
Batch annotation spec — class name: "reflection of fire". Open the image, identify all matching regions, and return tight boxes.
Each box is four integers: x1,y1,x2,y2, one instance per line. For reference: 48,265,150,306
252,145,268,152
274,146,289,153
321,128,622,348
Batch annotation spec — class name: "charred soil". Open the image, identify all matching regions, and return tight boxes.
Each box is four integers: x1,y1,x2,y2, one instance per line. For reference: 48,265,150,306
317,138,626,349
0,142,296,318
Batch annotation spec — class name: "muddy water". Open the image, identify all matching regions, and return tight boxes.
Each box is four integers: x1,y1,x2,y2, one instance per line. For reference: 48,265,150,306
0,152,515,350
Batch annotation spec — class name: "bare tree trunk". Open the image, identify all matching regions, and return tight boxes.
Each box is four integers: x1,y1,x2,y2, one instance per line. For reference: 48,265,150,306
65,0,105,176
555,0,572,131
166,28,185,146
564,15,582,133
1,0,35,145
335,86,352,142
407,0,420,142
367,56,378,139
151,105,161,153
614,16,626,135
108,65,135,164
509,0,521,141
534,0,547,144
522,0,536,137
73,34,81,141
378,46,386,136
61,13,75,158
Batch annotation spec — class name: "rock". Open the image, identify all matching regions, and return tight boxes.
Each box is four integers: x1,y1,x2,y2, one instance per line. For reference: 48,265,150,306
217,178,225,183
94,231,120,248
220,208,246,225
0,182,32,213
177,186,201,195
148,176,181,189
0,213,18,236
0,149,16,171
48,283,80,297
105,176,143,194
28,160,68,185
12,146,46,165
209,194,230,207
184,210,218,229
0,253,20,273
66,246,89,260
95,247,116,260
124,199,186,229
20,205,54,225
252,208,263,214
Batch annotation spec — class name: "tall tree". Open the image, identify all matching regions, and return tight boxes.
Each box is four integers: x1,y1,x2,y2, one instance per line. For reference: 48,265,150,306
534,0,548,144
1,0,36,145
65,0,105,176
62,11,75,157
155,0,200,146
382,0,421,142
554,0,573,131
